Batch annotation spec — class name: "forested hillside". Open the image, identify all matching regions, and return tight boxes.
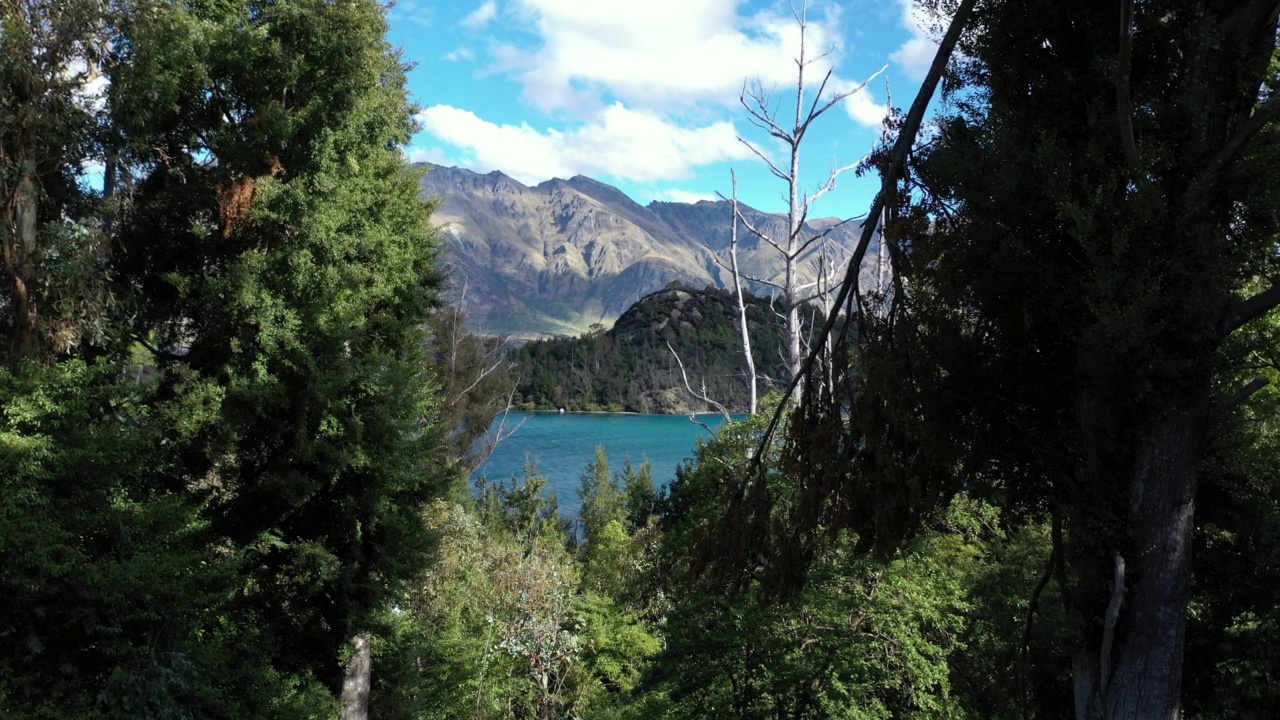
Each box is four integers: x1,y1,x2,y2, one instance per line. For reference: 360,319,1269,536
509,284,793,413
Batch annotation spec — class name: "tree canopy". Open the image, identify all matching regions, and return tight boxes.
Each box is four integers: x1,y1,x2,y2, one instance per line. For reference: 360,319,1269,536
2,0,449,714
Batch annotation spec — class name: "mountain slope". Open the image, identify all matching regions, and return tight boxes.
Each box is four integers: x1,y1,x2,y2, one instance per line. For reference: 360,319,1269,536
420,165,886,340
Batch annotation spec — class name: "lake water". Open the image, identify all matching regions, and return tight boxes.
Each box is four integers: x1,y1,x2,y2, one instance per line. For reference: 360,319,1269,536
471,412,736,519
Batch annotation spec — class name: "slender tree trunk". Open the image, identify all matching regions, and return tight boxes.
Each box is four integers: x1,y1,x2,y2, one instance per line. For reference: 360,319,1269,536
6,169,39,359
785,18,804,396
730,171,757,414
340,632,372,720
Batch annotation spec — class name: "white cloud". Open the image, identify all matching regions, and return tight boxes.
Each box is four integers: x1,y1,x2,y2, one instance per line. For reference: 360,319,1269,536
443,46,475,62
501,0,866,118
889,0,937,80
417,103,754,184
405,144,454,166
462,0,497,29
833,73,889,128
654,189,716,204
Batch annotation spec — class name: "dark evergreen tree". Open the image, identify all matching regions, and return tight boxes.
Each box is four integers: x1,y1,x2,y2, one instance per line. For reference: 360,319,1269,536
2,0,449,714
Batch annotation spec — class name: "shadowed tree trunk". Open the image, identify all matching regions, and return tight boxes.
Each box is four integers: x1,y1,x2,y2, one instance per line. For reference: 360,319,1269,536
340,633,372,720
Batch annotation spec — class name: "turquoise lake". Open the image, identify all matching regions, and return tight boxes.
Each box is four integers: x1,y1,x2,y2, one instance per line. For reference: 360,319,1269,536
471,412,737,519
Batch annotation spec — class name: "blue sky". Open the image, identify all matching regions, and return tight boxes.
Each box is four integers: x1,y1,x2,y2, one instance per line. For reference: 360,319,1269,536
387,0,939,219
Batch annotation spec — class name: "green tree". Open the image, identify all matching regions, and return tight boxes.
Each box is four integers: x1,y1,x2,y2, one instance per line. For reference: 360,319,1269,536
379,459,640,720
621,455,657,532
0,0,109,361
649,400,990,719
108,0,450,709
2,0,450,715
578,445,623,543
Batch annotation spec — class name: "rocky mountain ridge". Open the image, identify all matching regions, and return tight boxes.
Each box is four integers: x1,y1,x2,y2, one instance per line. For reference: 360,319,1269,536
420,164,886,340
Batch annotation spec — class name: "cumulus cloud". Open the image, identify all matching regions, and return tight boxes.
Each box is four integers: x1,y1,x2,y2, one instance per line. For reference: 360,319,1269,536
461,0,497,29
501,0,871,120
831,73,889,128
889,0,937,80
416,103,754,184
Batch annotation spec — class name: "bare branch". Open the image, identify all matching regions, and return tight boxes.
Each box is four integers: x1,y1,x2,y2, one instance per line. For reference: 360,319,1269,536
740,273,787,292
465,383,529,473
667,341,732,422
1218,281,1280,338
801,157,865,217
800,65,888,137
795,215,858,255
740,82,792,142
738,136,792,182
803,68,839,129
450,358,512,402
731,202,787,254
731,168,759,415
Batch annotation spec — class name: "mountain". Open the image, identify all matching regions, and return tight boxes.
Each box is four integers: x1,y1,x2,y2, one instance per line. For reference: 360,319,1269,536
419,164,887,340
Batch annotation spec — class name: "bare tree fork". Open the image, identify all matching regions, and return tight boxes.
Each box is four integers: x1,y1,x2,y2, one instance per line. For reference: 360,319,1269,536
730,0,887,392
1115,0,1142,179
667,341,732,424
749,0,980,459
340,632,372,720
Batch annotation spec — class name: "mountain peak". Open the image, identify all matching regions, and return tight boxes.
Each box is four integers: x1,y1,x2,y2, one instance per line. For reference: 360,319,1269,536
419,166,878,340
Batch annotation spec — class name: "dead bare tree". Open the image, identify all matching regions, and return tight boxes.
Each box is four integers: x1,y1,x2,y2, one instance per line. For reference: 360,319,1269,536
722,171,758,414
728,0,885,396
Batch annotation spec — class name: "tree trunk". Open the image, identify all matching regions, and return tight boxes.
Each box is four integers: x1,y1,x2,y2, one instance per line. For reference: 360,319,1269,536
1074,410,1201,719
340,632,372,720
5,170,39,359
1102,412,1199,719
730,171,757,414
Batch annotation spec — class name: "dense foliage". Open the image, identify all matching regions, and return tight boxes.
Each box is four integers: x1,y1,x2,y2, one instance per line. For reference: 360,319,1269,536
511,284,791,413
2,0,450,714
3,0,1279,718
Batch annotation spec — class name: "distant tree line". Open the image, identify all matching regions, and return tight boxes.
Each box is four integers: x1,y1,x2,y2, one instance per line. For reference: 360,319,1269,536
509,284,807,413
